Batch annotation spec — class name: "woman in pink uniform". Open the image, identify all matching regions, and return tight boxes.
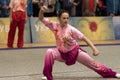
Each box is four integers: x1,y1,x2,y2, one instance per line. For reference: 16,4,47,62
7,0,27,48
39,6,120,80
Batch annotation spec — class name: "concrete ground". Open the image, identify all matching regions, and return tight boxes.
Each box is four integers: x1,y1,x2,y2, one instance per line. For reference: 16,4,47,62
0,45,120,80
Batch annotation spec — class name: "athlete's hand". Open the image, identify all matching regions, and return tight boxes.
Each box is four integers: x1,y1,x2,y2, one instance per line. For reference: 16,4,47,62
93,49,99,56
40,5,48,12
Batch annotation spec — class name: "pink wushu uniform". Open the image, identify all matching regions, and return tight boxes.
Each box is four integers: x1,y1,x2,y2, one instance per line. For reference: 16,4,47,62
42,18,117,80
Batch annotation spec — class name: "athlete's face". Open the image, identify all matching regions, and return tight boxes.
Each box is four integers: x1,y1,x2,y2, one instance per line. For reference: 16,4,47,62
59,12,69,27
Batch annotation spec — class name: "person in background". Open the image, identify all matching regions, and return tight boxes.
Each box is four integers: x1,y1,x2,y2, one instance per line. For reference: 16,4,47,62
33,0,40,17
106,0,115,17
39,5,120,80
61,0,76,16
82,0,97,16
74,0,83,16
118,0,120,16
7,0,27,48
55,0,60,16
27,0,33,17
95,0,107,16
107,0,120,16
0,1,1,17
0,0,10,17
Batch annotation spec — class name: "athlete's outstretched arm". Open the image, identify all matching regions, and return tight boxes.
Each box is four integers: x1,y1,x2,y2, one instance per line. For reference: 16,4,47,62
39,6,47,22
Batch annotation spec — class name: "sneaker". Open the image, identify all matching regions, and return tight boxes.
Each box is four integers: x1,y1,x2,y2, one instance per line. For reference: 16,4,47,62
41,76,47,80
116,73,120,78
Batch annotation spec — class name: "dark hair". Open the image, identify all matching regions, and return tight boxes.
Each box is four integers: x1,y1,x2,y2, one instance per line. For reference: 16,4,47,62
57,9,69,18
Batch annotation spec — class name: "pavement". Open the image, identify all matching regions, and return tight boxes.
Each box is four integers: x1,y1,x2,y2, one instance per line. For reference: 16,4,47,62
0,45,120,80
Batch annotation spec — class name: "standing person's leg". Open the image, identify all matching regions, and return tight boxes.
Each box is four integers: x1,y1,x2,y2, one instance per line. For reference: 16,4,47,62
77,50,117,78
43,48,64,80
17,12,26,48
7,13,18,48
